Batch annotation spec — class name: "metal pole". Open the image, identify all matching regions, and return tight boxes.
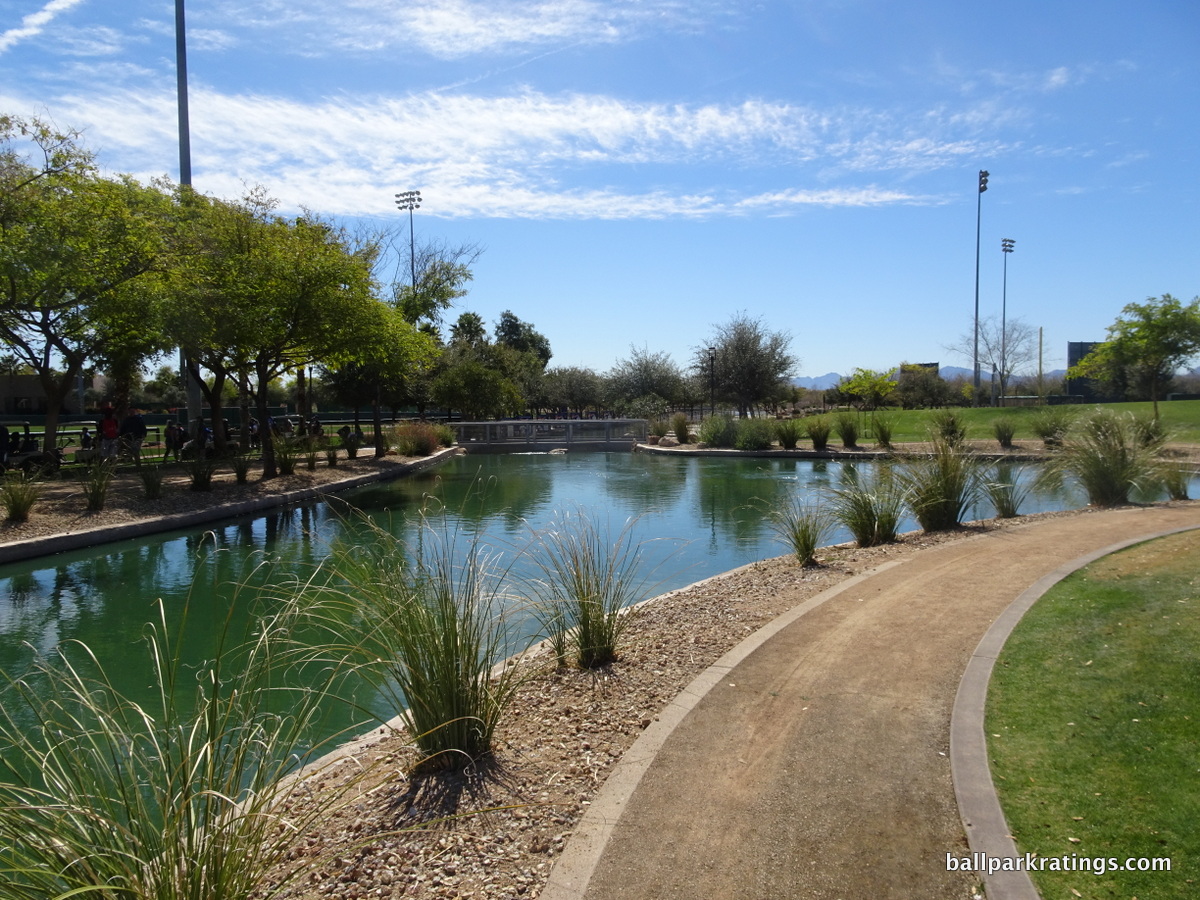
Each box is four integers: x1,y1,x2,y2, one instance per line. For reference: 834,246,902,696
972,170,988,406
394,190,422,297
1000,238,1014,402
175,0,191,187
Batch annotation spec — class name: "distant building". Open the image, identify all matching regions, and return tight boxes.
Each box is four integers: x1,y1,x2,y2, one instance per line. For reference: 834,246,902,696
0,374,100,415
1065,341,1103,399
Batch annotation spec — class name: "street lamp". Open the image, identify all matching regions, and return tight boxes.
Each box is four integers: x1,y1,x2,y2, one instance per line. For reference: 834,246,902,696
394,190,422,293
707,347,716,418
972,169,989,406
1000,237,1015,403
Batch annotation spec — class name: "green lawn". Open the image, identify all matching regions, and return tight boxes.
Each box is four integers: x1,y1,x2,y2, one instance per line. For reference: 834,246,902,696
826,399,1200,446
985,530,1200,899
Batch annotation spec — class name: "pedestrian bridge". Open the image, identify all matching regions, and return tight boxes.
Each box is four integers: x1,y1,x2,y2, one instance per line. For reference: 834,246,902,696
451,419,648,453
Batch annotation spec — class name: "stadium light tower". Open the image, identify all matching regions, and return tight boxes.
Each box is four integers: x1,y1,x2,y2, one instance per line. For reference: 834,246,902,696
394,190,422,294
972,169,989,406
1000,237,1016,401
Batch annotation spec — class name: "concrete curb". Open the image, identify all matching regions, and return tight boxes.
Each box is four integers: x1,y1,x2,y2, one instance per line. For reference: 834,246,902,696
0,447,461,565
948,520,1200,900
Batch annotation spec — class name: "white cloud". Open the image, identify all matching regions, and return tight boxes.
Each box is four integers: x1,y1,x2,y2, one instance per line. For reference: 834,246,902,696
4,84,995,220
0,0,88,54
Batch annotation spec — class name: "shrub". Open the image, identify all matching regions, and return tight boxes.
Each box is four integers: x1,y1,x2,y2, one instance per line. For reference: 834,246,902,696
308,516,525,772
833,412,859,448
231,452,253,484
871,413,895,450
433,423,456,447
1029,406,1074,448
671,412,691,445
734,417,775,451
139,464,166,499
0,472,41,522
0,598,369,900
304,438,320,470
186,453,218,491
767,496,831,566
325,446,339,467
273,436,297,475
1041,410,1164,507
928,409,967,448
774,418,804,450
79,459,116,511
805,416,832,451
342,431,363,459
1129,412,1166,448
529,510,647,669
698,414,738,448
828,466,904,547
992,416,1017,449
390,422,442,457
1159,464,1190,501
649,419,671,439
900,440,980,532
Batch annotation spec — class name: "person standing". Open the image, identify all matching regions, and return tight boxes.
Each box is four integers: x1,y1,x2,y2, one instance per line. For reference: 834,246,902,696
119,410,148,467
97,406,120,460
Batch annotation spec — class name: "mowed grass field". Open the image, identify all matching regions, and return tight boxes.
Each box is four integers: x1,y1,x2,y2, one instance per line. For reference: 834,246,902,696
986,530,1200,899
820,399,1200,446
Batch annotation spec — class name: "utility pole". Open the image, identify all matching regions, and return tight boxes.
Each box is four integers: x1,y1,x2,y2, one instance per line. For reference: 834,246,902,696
972,169,989,406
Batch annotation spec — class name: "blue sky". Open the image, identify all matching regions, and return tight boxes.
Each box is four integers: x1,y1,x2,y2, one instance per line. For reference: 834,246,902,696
2,0,1197,379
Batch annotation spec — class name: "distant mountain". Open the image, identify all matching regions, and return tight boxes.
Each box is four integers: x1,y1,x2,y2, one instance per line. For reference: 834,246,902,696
791,373,842,390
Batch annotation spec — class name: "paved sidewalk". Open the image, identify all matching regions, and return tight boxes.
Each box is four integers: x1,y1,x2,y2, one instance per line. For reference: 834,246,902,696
543,504,1200,900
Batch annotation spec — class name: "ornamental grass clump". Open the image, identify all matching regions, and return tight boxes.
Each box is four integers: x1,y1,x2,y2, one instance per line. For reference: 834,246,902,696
774,417,804,450
139,463,166,499
671,412,691,445
984,462,1032,519
389,422,442,457
0,472,40,522
767,495,831,566
79,459,116,511
899,439,981,532
0,595,367,900
273,436,297,475
1040,409,1165,507
928,409,967,449
305,514,525,772
529,510,647,669
827,466,904,547
871,413,895,450
992,416,1017,449
833,412,859,448
1029,406,1074,449
186,452,218,491
805,416,832,451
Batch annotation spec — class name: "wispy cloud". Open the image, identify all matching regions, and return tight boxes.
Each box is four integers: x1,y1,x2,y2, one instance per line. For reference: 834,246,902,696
3,84,994,219
0,0,88,54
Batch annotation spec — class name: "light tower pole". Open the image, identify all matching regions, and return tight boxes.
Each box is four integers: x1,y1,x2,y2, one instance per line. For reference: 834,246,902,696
972,169,989,406
394,190,422,294
1000,237,1015,403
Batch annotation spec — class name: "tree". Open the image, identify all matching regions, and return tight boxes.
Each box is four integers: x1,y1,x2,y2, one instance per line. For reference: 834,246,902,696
840,368,897,411
947,315,1037,400
449,311,487,348
606,346,686,416
894,363,951,409
544,366,602,416
494,310,552,368
389,238,482,336
1069,294,1200,417
695,313,797,417
0,115,171,450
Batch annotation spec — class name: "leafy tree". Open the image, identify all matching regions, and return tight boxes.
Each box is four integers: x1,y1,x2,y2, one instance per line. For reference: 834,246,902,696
695,313,797,417
894,363,951,409
840,368,897,411
606,346,686,414
431,351,522,420
494,310,552,368
389,238,482,335
0,115,171,450
544,366,602,416
449,311,487,349
1069,294,1200,417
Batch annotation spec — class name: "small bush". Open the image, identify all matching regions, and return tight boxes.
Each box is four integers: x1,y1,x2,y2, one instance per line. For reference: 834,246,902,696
342,432,363,458
649,419,670,439
79,460,116,511
433,423,456,447
698,415,738,448
768,496,831,566
139,464,166,499
390,422,442,457
1041,410,1162,506
1130,413,1166,448
833,412,859,448
828,466,904,547
325,446,339,467
304,438,320,470
1159,464,1190,501
774,418,804,450
805,416,832,451
671,412,691,445
992,416,1017,449
871,414,895,450
0,473,41,522
929,409,967,448
1029,406,1074,448
231,452,253,484
273,436,297,475
734,417,775,451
